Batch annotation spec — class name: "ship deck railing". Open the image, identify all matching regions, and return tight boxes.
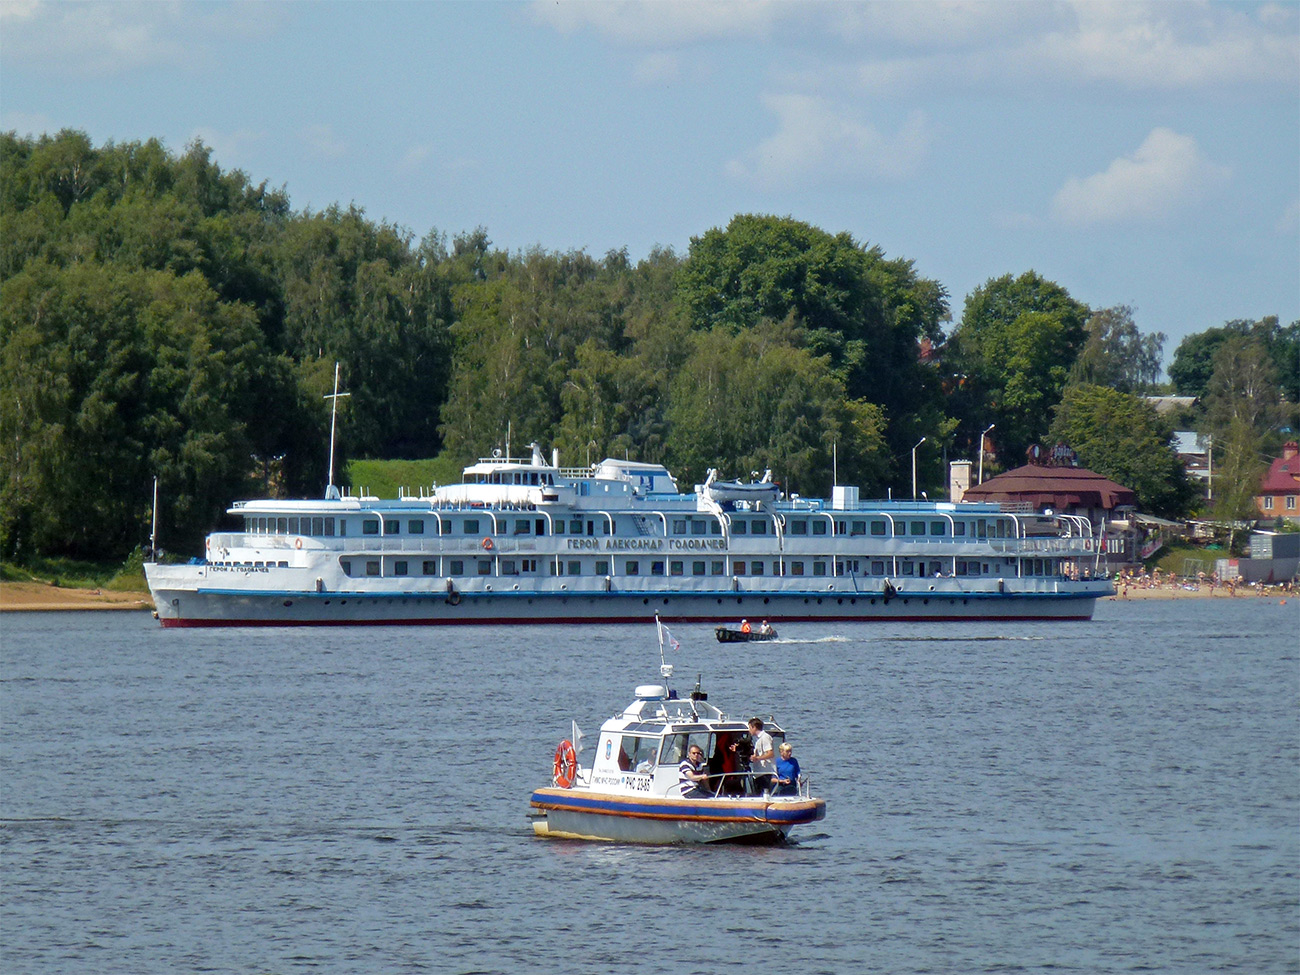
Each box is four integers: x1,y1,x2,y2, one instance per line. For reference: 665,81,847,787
211,532,1100,557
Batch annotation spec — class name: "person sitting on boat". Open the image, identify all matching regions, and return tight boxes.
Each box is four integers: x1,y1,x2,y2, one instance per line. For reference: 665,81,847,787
748,718,776,794
759,620,773,636
740,619,751,634
679,744,711,798
772,742,801,796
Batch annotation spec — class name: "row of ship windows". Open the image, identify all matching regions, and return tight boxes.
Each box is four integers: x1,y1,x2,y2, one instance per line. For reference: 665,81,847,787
335,557,1017,579
242,515,1012,539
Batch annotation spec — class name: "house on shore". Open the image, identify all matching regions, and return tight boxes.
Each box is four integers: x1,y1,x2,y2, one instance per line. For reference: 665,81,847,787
1256,441,1300,525
959,445,1141,565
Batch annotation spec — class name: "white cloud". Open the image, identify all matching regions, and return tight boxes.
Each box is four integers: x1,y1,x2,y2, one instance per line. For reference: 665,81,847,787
1278,197,1300,236
535,0,1298,95
531,0,781,45
632,51,682,85
190,127,263,168
2,0,285,76
1052,128,1231,225
727,95,931,191
396,145,434,174
1034,1,1299,89
1,110,59,137
299,124,347,160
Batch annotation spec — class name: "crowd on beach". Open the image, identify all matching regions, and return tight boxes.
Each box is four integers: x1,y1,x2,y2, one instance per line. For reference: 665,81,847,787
1113,566,1296,599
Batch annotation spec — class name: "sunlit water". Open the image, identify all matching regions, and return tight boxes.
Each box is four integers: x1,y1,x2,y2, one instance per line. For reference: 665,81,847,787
2,598,1297,974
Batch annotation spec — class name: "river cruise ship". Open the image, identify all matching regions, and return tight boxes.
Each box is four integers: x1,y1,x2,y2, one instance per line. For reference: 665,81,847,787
144,444,1112,627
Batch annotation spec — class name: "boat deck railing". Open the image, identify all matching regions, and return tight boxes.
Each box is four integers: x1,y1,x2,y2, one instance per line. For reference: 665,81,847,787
693,771,813,800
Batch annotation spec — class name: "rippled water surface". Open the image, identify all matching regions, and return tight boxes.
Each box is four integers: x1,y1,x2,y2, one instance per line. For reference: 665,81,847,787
2,598,1297,974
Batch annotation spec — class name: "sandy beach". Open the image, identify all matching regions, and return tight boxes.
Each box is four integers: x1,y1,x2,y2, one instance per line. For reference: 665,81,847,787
0,581,155,612
1108,582,1292,601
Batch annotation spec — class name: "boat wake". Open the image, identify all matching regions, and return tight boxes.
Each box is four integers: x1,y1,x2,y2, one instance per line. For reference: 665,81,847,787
884,634,1049,643
767,636,850,645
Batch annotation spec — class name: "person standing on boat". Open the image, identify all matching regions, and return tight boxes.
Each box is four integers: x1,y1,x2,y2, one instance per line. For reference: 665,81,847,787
773,742,801,796
679,744,711,797
748,718,775,794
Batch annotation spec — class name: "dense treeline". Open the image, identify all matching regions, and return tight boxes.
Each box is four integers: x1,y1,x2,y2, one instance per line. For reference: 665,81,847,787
2,131,1295,562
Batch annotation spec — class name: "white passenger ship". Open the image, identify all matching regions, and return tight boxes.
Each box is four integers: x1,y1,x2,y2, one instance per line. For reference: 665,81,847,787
145,443,1112,627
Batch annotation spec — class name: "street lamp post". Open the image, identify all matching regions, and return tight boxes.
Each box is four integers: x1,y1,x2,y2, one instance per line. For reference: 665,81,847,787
912,436,926,499
978,423,995,484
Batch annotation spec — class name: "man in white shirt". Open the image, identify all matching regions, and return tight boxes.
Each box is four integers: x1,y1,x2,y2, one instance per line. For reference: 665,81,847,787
748,718,775,794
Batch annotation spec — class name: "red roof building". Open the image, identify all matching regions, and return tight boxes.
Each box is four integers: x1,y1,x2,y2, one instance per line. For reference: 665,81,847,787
1256,441,1300,523
961,451,1137,527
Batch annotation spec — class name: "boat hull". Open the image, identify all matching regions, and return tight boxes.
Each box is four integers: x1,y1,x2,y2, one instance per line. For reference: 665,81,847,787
715,627,777,643
528,787,826,844
146,579,1109,627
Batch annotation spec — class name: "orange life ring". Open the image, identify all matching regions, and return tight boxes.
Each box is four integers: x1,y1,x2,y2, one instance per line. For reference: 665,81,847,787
481,536,494,551
553,739,577,788
295,537,303,550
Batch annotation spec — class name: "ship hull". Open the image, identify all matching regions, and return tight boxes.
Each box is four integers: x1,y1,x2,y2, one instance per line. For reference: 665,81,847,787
147,575,1107,627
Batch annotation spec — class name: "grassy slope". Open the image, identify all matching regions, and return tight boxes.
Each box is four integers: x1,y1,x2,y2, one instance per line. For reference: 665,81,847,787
346,456,464,499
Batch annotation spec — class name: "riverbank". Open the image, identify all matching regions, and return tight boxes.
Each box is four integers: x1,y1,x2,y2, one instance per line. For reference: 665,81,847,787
0,581,154,612
1108,582,1291,601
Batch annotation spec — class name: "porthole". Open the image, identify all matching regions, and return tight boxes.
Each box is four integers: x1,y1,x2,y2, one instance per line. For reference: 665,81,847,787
283,600,292,607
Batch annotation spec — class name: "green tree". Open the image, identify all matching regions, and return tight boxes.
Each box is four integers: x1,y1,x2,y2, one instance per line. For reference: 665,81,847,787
1170,317,1298,404
1048,384,1194,517
1069,305,1164,393
665,322,888,497
273,206,453,458
1212,418,1269,552
1204,333,1282,434
675,213,949,486
439,246,628,461
0,260,292,558
946,271,1089,462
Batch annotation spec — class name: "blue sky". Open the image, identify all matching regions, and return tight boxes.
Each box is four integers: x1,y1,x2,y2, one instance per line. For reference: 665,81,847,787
3,1,1297,363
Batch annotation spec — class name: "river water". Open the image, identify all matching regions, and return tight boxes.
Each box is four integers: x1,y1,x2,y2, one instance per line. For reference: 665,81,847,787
2,598,1297,974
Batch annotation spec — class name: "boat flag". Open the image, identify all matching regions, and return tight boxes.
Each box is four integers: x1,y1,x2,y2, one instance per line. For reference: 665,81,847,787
660,626,681,657
571,720,585,757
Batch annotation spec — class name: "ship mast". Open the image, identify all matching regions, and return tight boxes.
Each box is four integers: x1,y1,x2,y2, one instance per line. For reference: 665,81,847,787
324,362,350,500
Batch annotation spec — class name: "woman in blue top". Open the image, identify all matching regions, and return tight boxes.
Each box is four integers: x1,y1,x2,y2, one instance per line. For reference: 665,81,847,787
773,741,801,796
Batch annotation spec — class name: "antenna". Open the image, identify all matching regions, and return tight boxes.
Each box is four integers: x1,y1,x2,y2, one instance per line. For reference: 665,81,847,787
324,362,350,500
149,476,158,561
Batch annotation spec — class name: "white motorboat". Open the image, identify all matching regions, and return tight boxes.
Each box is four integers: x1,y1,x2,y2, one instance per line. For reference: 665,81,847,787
527,619,826,845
